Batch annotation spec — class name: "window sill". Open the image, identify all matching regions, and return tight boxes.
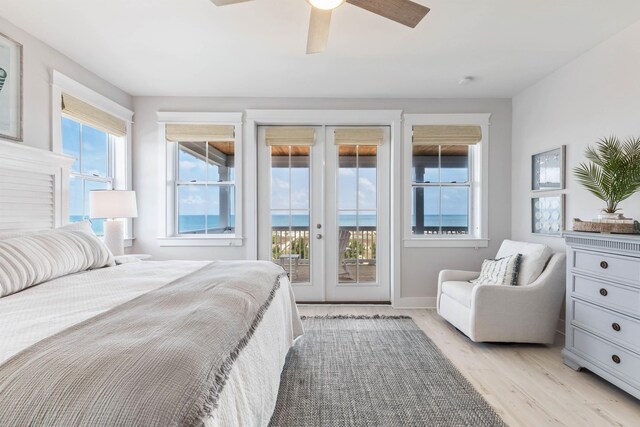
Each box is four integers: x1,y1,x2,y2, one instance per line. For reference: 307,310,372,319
158,236,244,247
403,238,490,248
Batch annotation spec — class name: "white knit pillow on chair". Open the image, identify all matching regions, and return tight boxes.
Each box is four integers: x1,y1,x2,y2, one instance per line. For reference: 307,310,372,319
470,254,522,286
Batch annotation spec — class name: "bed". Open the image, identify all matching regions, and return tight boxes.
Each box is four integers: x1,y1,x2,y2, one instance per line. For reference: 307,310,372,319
0,141,303,426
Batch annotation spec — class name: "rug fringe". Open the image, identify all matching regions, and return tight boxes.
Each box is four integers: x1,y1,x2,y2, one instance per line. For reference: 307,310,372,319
300,314,412,320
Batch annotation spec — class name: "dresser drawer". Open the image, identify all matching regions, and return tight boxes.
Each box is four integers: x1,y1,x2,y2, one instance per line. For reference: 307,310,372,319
572,328,640,387
572,274,640,315
573,250,640,283
572,299,640,353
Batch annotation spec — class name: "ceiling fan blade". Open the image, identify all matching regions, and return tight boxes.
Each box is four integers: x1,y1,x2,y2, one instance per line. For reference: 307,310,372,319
209,0,254,6
346,0,429,28
306,8,332,54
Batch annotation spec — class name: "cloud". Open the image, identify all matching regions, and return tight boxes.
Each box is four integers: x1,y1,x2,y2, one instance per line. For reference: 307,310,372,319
182,194,205,205
180,159,200,171
358,177,377,209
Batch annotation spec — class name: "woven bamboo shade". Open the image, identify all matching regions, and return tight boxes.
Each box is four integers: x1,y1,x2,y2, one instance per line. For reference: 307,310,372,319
62,94,127,137
412,125,482,145
166,124,235,142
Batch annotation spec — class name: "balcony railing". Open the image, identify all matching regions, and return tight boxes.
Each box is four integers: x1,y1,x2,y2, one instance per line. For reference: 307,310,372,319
271,226,377,263
412,226,470,235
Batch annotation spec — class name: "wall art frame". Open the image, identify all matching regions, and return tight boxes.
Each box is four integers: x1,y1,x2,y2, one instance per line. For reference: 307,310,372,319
531,145,565,191
0,31,23,142
531,194,565,236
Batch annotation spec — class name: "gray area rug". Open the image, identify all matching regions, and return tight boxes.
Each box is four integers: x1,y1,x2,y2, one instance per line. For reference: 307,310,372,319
269,315,506,427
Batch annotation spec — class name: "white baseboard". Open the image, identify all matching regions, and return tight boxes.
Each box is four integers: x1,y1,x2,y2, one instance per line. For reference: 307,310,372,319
392,296,436,309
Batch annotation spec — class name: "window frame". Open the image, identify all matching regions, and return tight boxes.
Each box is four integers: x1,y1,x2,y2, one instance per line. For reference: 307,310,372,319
411,144,474,236
158,112,244,247
64,116,115,234
403,114,491,248
51,70,134,242
174,141,236,236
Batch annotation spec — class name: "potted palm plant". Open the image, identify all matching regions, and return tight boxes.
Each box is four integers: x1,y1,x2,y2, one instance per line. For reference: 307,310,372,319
574,136,640,219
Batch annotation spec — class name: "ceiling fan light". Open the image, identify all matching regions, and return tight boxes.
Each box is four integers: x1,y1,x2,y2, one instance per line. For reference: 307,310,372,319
308,0,346,11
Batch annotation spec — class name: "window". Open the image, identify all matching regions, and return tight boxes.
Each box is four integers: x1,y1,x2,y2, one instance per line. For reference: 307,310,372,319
56,88,131,238
176,140,236,235
403,114,490,247
412,144,471,235
161,116,243,245
62,117,113,235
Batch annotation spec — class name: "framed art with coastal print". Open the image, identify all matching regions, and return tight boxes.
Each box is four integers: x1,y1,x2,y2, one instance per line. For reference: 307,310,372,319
0,32,22,141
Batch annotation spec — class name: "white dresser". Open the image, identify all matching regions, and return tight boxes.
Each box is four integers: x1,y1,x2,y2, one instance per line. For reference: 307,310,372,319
563,232,640,399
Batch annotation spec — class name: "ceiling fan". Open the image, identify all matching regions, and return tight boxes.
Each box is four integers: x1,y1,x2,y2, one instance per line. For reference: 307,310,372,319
210,0,430,54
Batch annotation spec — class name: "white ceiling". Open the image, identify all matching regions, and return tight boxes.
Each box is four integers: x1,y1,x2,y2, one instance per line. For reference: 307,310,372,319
2,0,640,98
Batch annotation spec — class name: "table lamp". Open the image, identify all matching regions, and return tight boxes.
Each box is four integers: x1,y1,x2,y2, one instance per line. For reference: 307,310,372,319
89,190,138,256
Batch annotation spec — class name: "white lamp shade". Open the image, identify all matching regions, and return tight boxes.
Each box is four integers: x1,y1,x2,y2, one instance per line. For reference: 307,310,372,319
89,190,138,219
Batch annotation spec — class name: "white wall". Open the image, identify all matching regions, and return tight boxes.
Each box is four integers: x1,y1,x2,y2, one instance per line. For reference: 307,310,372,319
512,20,640,251
132,97,512,305
0,15,132,150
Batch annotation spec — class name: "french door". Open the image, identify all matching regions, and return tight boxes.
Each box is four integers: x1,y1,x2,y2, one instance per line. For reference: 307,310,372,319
257,125,390,302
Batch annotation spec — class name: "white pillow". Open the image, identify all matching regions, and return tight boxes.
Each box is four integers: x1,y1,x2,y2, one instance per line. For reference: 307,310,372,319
0,221,95,241
0,230,37,240
58,220,96,235
0,230,114,298
470,254,522,286
496,240,553,286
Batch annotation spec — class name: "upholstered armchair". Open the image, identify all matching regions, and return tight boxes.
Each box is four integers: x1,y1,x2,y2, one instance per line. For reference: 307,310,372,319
437,240,566,344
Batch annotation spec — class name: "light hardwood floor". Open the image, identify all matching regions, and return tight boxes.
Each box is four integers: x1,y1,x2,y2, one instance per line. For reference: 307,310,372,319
297,305,640,427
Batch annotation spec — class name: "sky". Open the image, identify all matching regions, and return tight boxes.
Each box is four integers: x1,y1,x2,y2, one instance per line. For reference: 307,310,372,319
62,117,110,219
63,121,469,226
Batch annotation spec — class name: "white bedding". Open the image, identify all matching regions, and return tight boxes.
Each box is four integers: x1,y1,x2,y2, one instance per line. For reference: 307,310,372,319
0,260,303,426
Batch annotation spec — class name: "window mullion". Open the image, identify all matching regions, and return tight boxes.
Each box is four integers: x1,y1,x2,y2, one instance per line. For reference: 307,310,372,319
79,124,83,174
205,142,209,235
438,145,443,235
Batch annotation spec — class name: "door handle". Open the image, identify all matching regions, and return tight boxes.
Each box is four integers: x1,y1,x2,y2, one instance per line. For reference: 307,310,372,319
316,234,323,239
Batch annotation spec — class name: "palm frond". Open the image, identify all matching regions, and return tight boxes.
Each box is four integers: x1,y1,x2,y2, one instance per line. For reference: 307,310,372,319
573,135,640,213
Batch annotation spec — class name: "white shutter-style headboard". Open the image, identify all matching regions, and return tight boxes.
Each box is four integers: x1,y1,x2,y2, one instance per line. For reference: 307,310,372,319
0,140,74,232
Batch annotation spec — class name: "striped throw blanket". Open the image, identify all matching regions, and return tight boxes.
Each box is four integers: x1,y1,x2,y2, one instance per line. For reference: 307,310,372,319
0,260,286,426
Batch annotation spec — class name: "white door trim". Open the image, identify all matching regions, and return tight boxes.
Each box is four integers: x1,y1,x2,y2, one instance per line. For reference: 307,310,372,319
246,109,402,305
325,125,391,302
257,125,325,301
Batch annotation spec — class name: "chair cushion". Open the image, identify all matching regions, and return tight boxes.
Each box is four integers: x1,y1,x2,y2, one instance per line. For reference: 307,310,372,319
471,254,522,286
496,240,553,286
441,281,475,308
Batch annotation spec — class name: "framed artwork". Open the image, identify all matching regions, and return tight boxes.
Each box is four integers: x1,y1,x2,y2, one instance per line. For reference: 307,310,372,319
531,146,565,191
531,194,565,236
0,32,23,141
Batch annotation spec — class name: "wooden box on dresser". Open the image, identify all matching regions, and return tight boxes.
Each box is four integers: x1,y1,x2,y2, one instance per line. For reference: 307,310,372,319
563,232,640,400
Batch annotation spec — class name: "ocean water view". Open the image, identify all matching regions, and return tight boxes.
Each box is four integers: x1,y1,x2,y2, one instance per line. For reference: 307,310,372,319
176,214,468,232
72,214,468,235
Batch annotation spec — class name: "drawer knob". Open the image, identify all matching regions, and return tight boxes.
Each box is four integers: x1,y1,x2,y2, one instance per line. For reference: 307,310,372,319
600,261,609,269
599,288,608,297
612,323,621,332
612,355,621,364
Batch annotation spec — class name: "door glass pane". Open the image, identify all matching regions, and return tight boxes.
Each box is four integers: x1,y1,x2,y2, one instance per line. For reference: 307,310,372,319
271,145,310,284
338,145,377,284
